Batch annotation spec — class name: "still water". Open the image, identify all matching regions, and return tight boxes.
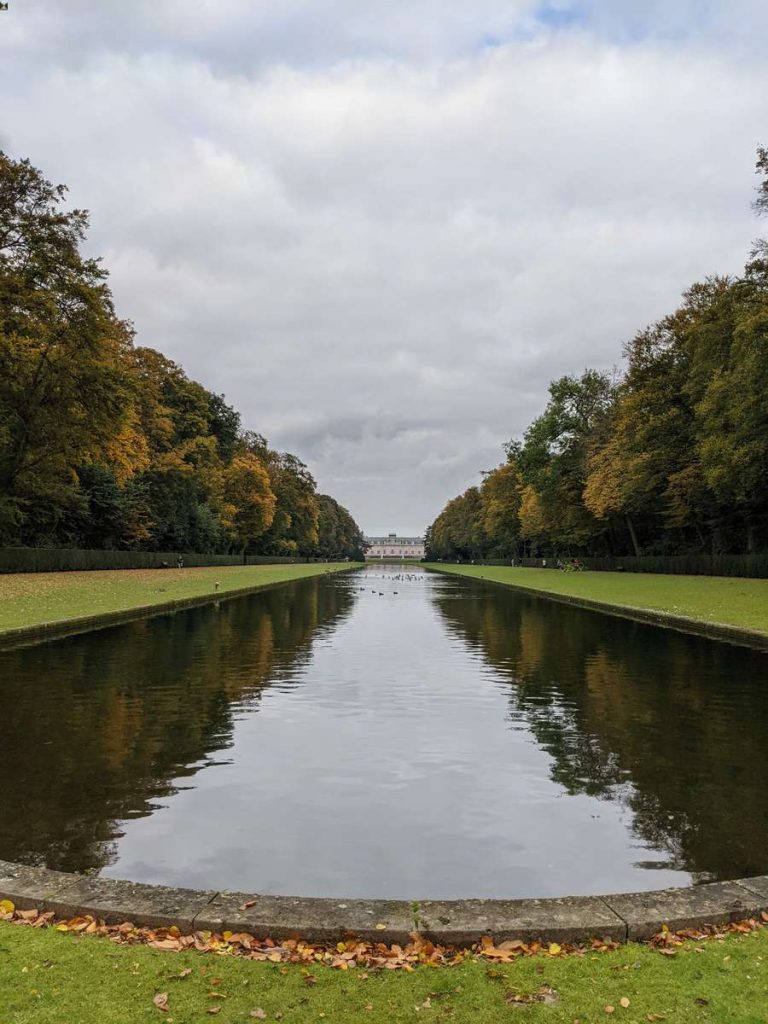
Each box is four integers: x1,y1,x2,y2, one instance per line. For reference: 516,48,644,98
1,566,767,899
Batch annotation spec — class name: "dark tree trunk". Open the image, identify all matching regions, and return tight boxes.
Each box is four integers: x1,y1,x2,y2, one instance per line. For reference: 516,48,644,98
625,514,641,557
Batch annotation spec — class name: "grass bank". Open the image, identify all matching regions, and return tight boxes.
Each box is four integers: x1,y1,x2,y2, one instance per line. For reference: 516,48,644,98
2,920,767,1023
0,563,360,637
425,564,768,637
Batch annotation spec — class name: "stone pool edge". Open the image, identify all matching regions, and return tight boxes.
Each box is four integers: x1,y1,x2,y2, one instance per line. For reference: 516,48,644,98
1,860,767,945
0,565,362,650
424,565,768,651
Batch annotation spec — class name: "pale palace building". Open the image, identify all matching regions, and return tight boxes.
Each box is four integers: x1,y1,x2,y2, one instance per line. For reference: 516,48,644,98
365,533,425,559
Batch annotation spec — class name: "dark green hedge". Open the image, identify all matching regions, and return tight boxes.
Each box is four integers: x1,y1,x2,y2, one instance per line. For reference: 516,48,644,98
435,554,768,578
0,549,322,574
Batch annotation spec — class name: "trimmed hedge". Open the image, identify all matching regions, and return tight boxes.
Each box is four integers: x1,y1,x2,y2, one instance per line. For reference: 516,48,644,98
434,554,768,578
0,549,323,574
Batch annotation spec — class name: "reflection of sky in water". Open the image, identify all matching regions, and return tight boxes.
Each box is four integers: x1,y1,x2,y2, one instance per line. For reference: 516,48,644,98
102,570,685,897
2,566,768,899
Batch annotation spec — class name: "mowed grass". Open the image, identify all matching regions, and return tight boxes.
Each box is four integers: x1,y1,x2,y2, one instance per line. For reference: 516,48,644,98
0,563,360,634
425,564,768,635
2,921,768,1023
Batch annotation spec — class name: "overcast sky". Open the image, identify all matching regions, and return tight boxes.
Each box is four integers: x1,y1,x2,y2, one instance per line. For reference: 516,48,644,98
2,2,766,535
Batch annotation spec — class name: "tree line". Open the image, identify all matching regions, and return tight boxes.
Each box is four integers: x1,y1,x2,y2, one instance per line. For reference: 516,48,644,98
0,153,365,559
427,149,768,562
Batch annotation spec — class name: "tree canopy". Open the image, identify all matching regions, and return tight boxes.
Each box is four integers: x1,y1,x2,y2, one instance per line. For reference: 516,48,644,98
0,153,364,558
427,148,768,562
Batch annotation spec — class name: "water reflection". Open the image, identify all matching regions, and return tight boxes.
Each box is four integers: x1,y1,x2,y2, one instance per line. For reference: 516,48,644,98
433,580,768,882
2,566,767,897
0,578,355,872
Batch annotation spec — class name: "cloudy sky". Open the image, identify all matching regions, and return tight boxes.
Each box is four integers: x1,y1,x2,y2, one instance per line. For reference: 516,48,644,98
2,1,766,535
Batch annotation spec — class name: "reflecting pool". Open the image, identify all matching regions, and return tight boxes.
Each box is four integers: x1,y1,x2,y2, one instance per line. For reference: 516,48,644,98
1,566,766,898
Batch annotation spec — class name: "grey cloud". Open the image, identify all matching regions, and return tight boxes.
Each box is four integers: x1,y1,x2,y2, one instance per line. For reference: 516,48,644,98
1,2,766,534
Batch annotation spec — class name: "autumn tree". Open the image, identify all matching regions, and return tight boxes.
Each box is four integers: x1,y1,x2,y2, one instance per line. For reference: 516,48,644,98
431,147,768,562
0,153,364,556
0,153,136,541
517,370,614,551
218,452,276,553
480,462,523,556
316,494,366,559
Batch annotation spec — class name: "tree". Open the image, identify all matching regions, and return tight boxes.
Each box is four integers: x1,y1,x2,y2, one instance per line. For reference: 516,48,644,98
219,452,276,553
316,494,366,559
257,450,320,556
0,153,136,541
517,370,614,551
480,462,523,556
429,146,768,563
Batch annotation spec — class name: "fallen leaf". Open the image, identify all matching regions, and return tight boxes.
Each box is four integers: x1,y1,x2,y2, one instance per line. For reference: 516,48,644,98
240,900,258,910
694,997,709,1006
375,923,386,930
151,939,183,951
605,1006,615,1015
548,943,562,955
620,997,630,1008
176,968,192,980
0,899,15,915
647,1015,667,1022
206,1007,222,1016
153,992,170,1013
250,1010,267,1020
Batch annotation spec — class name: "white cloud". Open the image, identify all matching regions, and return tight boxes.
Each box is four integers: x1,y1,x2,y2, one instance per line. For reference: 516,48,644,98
1,1,766,533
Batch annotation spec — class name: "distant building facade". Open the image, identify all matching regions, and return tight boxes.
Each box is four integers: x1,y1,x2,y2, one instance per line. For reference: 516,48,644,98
365,533,425,559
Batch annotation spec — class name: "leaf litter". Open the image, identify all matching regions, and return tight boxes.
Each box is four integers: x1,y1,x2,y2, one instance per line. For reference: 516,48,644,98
0,898,766,974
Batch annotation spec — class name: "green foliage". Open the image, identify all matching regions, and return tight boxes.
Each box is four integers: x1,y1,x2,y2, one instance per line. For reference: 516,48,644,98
0,153,363,556
428,147,768,563
316,493,367,559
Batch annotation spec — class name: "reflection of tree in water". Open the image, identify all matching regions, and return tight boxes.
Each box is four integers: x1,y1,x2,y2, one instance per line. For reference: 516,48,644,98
0,578,355,873
435,583,768,881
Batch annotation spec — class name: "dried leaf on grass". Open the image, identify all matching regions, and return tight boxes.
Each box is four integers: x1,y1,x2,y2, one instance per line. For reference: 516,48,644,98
0,900,766,974
152,992,169,1013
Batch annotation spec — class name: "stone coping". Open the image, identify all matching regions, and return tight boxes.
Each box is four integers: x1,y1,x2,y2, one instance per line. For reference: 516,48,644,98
425,566,768,650
0,566,360,651
1,860,767,945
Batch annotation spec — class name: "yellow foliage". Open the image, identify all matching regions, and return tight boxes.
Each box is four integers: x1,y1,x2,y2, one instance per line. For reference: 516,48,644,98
518,484,547,539
103,422,151,485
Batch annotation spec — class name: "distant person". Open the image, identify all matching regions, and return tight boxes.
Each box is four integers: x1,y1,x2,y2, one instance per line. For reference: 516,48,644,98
177,555,184,569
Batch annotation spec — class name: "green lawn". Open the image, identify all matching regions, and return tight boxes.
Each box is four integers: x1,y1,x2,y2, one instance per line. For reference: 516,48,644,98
0,563,360,635
425,564,768,635
1,920,768,1023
